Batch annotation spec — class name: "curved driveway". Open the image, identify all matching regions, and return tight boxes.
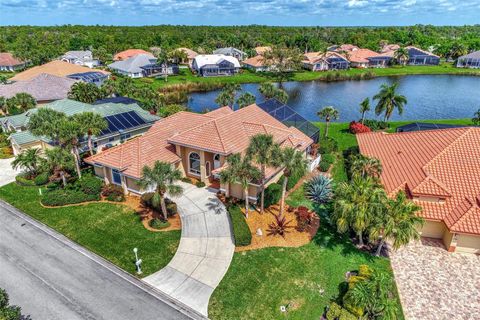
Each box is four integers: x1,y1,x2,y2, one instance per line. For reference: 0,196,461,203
143,182,235,317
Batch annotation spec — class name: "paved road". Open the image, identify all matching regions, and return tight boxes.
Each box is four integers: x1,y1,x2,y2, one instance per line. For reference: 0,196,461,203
0,201,202,320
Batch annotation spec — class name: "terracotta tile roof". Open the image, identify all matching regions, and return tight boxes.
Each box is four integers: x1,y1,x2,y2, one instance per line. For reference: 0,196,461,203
346,48,381,63
176,48,198,59
242,55,267,67
255,46,272,55
357,128,480,235
10,60,109,82
86,104,313,180
0,52,24,67
113,49,154,61
302,51,346,64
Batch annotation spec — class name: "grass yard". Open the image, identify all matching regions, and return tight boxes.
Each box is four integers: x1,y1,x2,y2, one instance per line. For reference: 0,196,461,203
0,183,180,276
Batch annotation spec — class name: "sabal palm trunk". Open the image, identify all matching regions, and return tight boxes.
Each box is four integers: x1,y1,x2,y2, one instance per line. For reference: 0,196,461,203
71,147,82,179
358,230,364,247
244,187,249,218
160,194,168,221
375,239,385,256
260,166,266,214
60,171,67,187
361,112,365,124
325,120,330,137
88,134,94,155
280,175,288,216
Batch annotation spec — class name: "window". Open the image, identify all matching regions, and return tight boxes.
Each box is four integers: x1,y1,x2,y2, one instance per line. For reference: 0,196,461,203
120,133,131,142
189,152,201,175
109,137,115,142
112,169,122,185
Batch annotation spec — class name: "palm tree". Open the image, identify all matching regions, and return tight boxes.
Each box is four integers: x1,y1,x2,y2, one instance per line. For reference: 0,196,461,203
215,90,235,109
449,42,468,61
394,47,409,66
13,93,36,112
138,161,184,221
246,134,281,214
359,98,370,124
370,191,424,256
156,50,170,82
317,106,339,137
11,148,41,176
0,97,7,115
373,83,407,122
472,108,480,126
57,120,84,179
219,153,261,218
259,82,277,99
273,88,289,104
350,154,382,179
72,112,108,155
43,147,75,187
68,82,103,104
333,176,386,247
277,147,307,215
236,92,256,109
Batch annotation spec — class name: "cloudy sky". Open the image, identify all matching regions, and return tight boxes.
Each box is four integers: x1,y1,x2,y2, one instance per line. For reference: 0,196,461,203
0,0,478,26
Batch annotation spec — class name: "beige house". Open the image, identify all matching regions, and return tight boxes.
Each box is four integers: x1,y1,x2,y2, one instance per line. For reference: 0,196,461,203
85,104,317,202
357,128,480,254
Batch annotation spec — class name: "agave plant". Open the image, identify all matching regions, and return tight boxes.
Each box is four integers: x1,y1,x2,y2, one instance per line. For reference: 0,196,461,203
305,175,333,204
267,213,293,238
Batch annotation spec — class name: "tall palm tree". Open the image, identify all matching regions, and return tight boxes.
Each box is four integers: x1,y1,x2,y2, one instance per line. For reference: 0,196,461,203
28,108,67,143
215,90,235,109
0,97,7,115
259,82,277,99
273,88,289,104
247,134,281,214
57,120,84,179
317,106,339,137
68,82,103,104
359,98,371,124
394,47,409,66
449,42,468,61
219,153,261,218
370,191,424,256
333,176,386,246
42,147,75,187
373,83,407,122
277,147,307,215
156,50,170,82
72,112,108,155
13,93,36,112
350,155,382,179
138,161,184,221
11,148,41,176
236,92,256,109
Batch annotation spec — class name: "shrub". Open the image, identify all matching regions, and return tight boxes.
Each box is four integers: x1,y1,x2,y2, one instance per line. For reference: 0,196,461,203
321,153,335,165
326,302,357,320
264,183,282,208
41,189,100,206
196,181,206,188
267,213,293,238
15,174,35,186
305,175,333,204
74,175,103,195
349,121,372,134
149,218,171,230
227,205,252,246
295,206,316,231
181,177,193,184
0,288,22,320
141,192,177,217
363,119,389,130
318,137,338,154
101,184,125,202
318,161,331,172
34,172,50,186
358,264,373,278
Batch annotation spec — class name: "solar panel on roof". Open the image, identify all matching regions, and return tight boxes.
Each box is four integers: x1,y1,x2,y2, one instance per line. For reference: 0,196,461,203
99,111,148,136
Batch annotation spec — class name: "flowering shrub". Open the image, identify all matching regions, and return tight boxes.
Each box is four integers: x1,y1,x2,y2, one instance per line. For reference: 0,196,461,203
349,121,372,134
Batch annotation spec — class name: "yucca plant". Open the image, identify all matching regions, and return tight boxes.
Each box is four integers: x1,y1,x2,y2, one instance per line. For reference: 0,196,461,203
267,213,293,238
305,175,333,204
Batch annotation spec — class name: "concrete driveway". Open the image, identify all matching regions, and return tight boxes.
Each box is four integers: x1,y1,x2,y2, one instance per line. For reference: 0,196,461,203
0,158,19,187
390,238,480,320
143,182,235,317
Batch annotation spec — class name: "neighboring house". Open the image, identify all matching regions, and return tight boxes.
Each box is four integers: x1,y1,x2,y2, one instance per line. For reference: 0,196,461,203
302,52,349,71
10,60,110,82
113,49,154,61
67,71,108,86
456,51,480,69
0,52,26,72
328,44,359,52
85,104,318,200
406,46,440,65
380,44,400,54
242,55,271,72
345,48,392,68
61,50,100,68
254,46,272,56
108,54,178,78
1,99,159,155
173,48,198,66
0,73,78,104
213,47,247,61
357,127,480,254
192,54,241,77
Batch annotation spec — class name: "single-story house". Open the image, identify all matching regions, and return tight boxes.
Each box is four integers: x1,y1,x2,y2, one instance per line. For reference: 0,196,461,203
380,44,400,53
406,46,440,65
328,44,359,52
113,49,154,61
357,127,480,254
345,48,392,68
172,48,198,66
302,52,349,71
108,54,178,78
85,104,318,200
456,51,480,69
192,54,241,77
0,53,26,72
0,73,78,105
213,47,247,61
61,50,100,68
1,99,159,155
254,46,272,56
242,55,271,72
10,60,110,82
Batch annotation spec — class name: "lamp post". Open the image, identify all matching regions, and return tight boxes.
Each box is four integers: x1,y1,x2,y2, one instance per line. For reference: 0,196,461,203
133,247,142,275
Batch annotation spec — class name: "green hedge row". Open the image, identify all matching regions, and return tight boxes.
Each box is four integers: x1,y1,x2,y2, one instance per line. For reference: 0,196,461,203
42,189,100,206
227,205,252,247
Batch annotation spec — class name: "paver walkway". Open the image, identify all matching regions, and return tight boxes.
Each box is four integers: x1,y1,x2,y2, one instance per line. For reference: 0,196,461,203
390,238,480,320
143,182,235,317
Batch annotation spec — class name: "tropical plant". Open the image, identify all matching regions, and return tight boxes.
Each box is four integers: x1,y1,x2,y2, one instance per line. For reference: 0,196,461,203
6,93,36,113
158,104,187,117
333,176,386,246
305,175,333,204
267,213,293,238
370,191,424,256
0,287,22,320
11,148,41,176
0,96,7,115
373,83,407,122
472,108,480,126
295,206,316,231
263,46,303,81
42,147,75,187
236,92,256,108
359,97,370,124
68,82,104,103
169,49,188,64
394,47,409,65
215,90,235,108
72,112,108,155
273,88,289,104
156,50,170,81
349,154,382,179
0,75,7,84
246,134,281,214
219,153,261,217
448,42,468,60
137,161,184,221
277,147,307,215
348,121,372,134
56,120,84,178
317,106,339,137
259,82,277,99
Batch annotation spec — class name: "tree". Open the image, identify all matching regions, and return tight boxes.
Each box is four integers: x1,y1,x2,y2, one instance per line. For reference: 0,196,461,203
0,75,7,84
57,120,84,179
68,82,104,104
394,47,409,65
0,288,22,320
359,98,370,124
333,176,386,247
156,50,170,82
277,147,307,215
138,161,184,221
317,106,339,137
472,109,480,126
350,154,382,179
449,42,468,61
259,82,277,99
215,83,241,109
273,88,289,104
11,93,36,112
246,134,280,214
158,104,187,117
236,92,256,109
169,49,188,64
263,46,302,81
0,96,6,115
373,83,407,122
370,191,424,256
11,148,41,176
72,112,108,155
42,147,75,187
219,153,261,218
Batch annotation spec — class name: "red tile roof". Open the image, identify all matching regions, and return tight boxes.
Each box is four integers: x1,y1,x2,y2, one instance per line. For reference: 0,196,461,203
357,128,480,235
0,52,24,67
113,49,154,61
86,104,313,180
242,55,267,67
346,48,381,63
302,51,346,64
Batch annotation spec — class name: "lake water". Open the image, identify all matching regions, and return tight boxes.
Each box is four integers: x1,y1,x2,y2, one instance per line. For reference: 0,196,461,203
187,75,480,121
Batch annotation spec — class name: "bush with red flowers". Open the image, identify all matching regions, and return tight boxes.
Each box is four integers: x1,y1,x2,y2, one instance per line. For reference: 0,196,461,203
349,121,372,134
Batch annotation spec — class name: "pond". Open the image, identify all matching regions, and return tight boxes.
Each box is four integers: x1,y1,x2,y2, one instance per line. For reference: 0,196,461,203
187,75,480,121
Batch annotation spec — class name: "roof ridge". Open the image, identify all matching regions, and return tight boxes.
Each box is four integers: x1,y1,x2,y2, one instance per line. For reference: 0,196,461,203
212,120,228,153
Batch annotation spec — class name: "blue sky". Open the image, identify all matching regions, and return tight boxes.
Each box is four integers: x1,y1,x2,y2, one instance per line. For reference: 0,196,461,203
0,0,478,26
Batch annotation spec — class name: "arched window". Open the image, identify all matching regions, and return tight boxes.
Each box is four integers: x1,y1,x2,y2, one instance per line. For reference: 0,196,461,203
189,152,201,175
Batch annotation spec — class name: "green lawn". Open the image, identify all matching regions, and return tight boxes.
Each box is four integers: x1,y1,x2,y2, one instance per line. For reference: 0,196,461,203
0,183,180,276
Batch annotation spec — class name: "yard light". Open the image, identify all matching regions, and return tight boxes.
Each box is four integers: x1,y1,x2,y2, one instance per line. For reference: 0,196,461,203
133,247,142,275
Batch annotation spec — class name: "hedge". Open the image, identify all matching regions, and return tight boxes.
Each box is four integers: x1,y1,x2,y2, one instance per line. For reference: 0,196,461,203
264,183,282,208
15,174,36,186
34,172,50,186
319,161,331,172
227,205,252,247
321,153,335,165
41,189,100,206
